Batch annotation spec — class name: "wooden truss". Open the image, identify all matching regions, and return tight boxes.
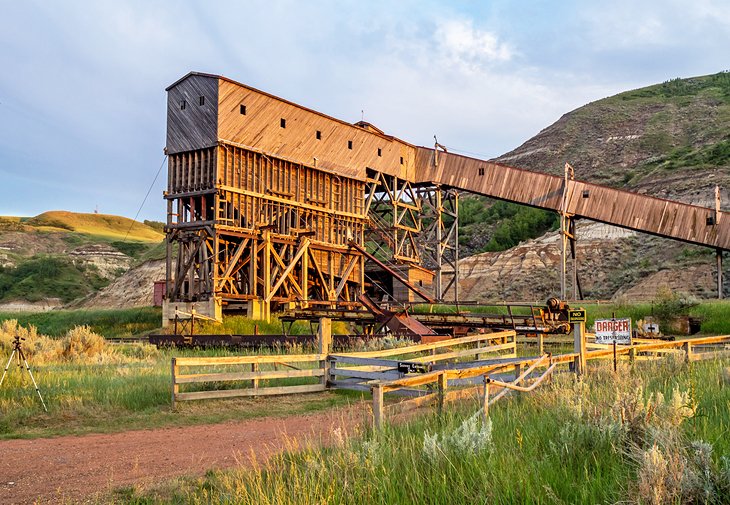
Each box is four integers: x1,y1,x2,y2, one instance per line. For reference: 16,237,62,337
364,172,422,264
416,185,460,301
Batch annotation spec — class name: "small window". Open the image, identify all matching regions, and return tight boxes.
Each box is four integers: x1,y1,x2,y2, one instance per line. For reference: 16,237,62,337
280,118,286,128
377,148,382,157
348,140,353,150
707,216,716,226
582,190,590,198
240,104,246,115
180,100,186,110
478,167,485,176
199,96,205,106
400,156,404,165
316,130,321,140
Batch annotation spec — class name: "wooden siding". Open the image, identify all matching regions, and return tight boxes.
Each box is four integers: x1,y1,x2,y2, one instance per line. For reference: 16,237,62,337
415,148,730,250
167,74,218,154
168,147,216,194
217,79,415,182
216,144,366,246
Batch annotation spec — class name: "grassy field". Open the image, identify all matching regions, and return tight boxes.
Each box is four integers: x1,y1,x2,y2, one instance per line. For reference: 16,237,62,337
0,338,354,439
122,356,730,504
0,307,162,338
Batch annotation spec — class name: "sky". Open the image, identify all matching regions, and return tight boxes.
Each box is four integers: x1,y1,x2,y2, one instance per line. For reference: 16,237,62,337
1,0,729,221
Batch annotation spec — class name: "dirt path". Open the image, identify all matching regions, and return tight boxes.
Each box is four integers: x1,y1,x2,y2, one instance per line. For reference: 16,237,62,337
0,406,366,504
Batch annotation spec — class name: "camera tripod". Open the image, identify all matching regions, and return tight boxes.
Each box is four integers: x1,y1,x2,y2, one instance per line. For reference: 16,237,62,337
0,335,48,412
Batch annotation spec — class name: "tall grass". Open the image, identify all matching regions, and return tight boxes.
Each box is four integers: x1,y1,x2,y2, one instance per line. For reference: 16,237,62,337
128,357,730,504
584,300,730,335
0,307,161,338
0,319,353,439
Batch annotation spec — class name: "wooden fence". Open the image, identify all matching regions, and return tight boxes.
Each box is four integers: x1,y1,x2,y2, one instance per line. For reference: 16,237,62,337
170,319,333,408
369,334,730,427
328,331,516,394
171,353,328,408
170,326,516,407
169,321,729,419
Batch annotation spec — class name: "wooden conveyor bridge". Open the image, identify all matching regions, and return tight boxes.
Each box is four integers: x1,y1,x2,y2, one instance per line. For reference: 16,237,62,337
416,147,729,251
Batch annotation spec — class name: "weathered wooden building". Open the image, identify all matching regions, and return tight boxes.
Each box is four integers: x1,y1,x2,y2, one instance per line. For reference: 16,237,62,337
163,72,729,322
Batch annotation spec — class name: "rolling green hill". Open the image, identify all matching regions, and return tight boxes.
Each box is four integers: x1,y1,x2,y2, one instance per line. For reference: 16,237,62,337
0,211,165,307
24,211,163,242
457,71,730,300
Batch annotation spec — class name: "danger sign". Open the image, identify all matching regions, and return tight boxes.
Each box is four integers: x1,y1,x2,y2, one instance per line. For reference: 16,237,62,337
595,318,632,344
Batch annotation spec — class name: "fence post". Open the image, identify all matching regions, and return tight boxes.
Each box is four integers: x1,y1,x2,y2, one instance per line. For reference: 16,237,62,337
537,333,544,355
171,357,178,410
438,372,448,415
683,341,693,363
372,384,384,429
318,317,332,387
629,346,636,364
482,377,490,422
251,363,259,395
573,321,587,376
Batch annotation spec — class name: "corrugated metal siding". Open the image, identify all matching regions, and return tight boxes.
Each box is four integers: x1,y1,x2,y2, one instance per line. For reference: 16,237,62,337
166,75,218,154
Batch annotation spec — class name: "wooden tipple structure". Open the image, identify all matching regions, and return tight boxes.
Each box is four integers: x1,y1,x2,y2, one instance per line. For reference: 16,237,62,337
164,72,729,323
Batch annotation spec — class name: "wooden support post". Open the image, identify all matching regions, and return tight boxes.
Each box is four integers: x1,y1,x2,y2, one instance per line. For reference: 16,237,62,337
537,333,544,355
613,341,618,372
263,231,271,322
251,363,259,394
684,341,693,363
438,372,448,416
372,384,384,429
716,186,723,299
629,346,636,364
481,377,490,422
171,357,179,410
514,363,523,383
318,317,332,387
718,249,723,300
573,321,587,376
302,241,309,308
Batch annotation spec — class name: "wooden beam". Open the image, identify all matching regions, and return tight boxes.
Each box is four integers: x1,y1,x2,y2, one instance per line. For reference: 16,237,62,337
266,238,310,303
334,255,359,298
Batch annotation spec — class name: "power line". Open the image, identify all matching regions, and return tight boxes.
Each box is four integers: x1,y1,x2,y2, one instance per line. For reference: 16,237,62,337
123,155,167,242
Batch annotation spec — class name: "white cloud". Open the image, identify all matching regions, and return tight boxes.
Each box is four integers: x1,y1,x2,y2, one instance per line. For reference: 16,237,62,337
434,19,512,72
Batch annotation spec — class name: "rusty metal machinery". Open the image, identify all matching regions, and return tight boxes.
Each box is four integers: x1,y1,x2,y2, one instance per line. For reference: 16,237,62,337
281,297,573,339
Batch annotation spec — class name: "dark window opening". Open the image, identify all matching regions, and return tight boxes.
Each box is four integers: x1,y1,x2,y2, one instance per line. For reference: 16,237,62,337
280,118,286,128
316,130,322,140
582,190,590,198
240,104,246,115
707,216,716,226
400,156,404,165
348,140,353,150
478,167,485,176
377,148,382,157
199,96,205,106
180,100,186,110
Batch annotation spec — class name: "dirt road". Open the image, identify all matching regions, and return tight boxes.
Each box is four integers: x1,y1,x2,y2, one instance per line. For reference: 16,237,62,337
0,406,365,504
